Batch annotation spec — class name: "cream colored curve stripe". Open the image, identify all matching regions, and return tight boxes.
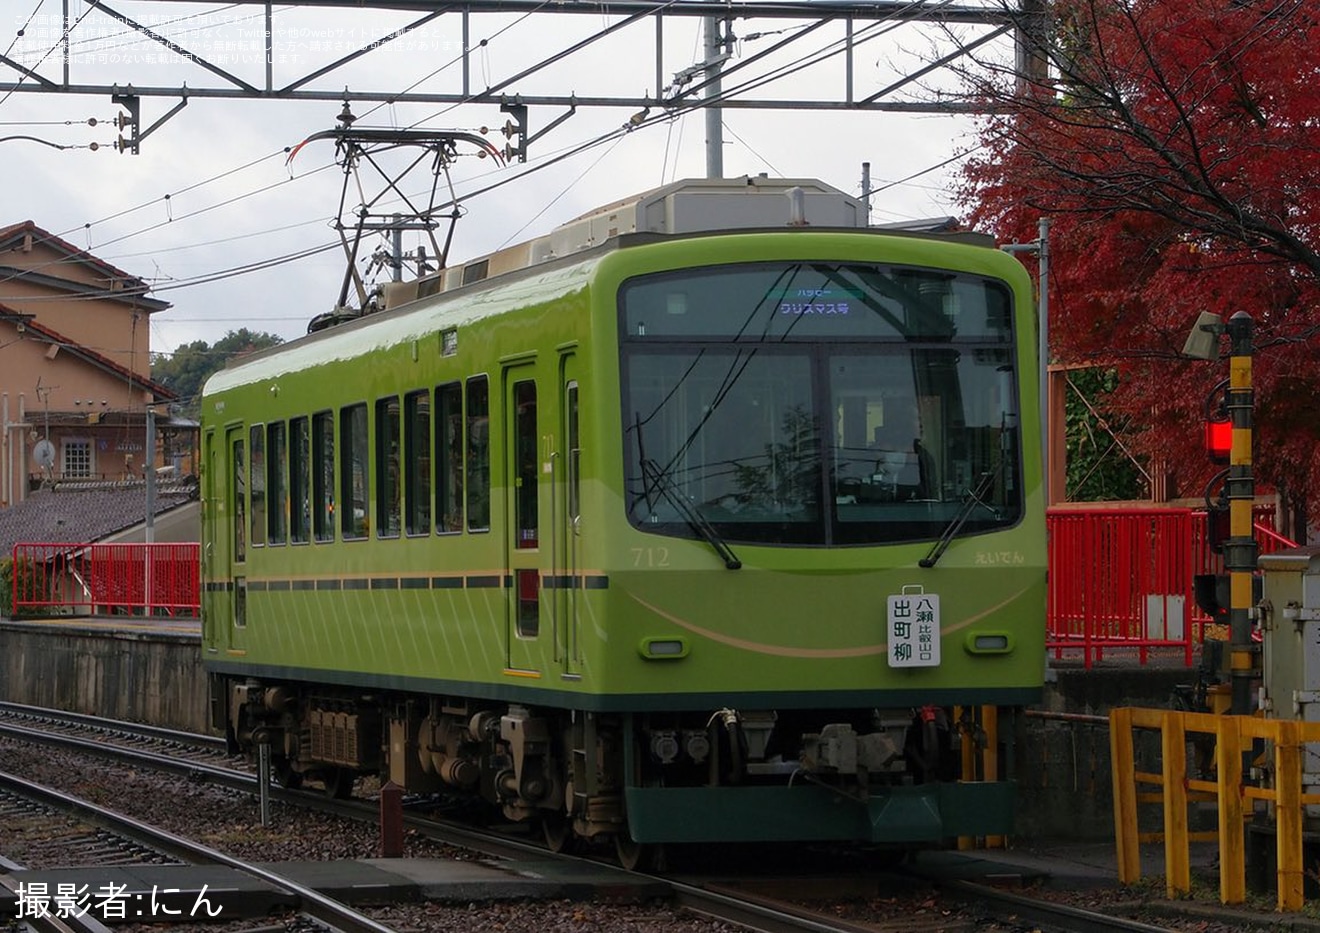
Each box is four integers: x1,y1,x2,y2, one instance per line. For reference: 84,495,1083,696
626,587,1034,658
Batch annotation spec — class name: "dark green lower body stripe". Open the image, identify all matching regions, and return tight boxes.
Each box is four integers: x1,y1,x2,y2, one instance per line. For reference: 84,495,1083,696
202,658,1040,713
624,781,1017,843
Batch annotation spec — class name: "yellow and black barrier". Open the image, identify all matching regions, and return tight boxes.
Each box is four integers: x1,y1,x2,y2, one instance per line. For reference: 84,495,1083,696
1110,707,1319,910
956,704,1005,850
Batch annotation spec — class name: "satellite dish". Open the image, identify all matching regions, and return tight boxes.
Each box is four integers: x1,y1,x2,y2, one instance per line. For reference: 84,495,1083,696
33,439,55,469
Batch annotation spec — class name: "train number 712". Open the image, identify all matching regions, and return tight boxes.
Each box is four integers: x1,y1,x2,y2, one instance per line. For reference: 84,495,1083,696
630,547,671,568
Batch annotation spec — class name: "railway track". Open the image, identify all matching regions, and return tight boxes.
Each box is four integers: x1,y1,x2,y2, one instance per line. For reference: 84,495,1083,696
0,767,407,933
0,703,1197,933
0,701,229,760
0,783,176,869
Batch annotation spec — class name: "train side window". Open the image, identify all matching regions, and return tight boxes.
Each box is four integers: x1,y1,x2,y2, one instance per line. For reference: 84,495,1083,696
268,421,288,545
435,382,463,534
234,578,247,629
312,410,335,542
341,403,369,539
376,396,401,539
232,436,246,563
249,424,266,547
466,376,490,532
513,380,538,549
404,389,431,536
289,416,310,544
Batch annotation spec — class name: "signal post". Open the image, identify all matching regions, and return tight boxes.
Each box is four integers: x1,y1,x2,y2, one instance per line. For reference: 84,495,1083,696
1223,311,1258,716
1187,310,1259,716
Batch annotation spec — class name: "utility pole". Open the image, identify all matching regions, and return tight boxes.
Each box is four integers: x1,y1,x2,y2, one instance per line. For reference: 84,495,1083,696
861,162,872,223
145,405,156,544
145,404,157,615
391,213,403,282
704,16,724,179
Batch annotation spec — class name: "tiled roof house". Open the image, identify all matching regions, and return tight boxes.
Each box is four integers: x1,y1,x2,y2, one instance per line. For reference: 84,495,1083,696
0,221,197,543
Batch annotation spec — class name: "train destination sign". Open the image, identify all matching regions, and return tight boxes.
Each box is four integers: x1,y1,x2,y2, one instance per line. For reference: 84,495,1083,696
887,589,941,668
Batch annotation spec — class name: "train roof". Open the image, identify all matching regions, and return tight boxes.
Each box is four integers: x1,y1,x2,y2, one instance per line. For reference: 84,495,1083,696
379,175,987,313
374,175,867,312
205,177,998,394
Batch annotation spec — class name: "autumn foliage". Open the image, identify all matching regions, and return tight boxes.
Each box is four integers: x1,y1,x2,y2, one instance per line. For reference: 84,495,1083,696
957,0,1320,528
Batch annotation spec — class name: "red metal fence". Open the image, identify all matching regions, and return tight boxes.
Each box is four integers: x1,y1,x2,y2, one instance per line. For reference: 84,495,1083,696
1048,508,1196,668
1047,506,1296,668
4,514,1301,647
10,542,200,617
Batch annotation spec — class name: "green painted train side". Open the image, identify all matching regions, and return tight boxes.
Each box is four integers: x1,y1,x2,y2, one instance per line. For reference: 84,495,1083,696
200,230,1045,711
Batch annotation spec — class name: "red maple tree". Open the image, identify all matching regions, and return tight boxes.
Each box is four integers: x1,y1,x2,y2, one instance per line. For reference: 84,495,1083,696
956,0,1320,531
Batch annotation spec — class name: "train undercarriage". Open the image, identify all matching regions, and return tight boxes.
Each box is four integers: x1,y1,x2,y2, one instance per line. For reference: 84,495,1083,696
214,675,1003,868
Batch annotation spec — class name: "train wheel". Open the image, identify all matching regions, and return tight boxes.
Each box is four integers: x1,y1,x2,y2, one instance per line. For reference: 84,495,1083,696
321,766,354,799
541,811,576,854
613,831,661,872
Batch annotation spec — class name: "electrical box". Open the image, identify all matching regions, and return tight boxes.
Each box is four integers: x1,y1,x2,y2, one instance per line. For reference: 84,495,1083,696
1259,547,1320,813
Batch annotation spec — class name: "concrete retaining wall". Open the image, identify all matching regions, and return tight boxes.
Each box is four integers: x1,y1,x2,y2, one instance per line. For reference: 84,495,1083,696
0,620,209,734
0,620,1198,841
1015,665,1197,839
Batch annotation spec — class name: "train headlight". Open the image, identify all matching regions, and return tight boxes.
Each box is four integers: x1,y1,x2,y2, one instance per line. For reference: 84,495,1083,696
638,636,689,659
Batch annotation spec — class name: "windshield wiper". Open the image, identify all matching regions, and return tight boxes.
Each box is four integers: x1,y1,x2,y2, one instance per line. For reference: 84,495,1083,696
919,462,1004,569
641,457,742,570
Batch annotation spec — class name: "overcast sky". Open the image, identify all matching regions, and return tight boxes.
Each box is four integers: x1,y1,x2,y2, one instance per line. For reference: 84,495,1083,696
0,1,1010,358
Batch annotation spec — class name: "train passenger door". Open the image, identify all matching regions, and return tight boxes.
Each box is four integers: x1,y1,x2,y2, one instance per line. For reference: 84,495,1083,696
504,367,541,673
224,425,248,653
202,429,220,652
554,354,583,678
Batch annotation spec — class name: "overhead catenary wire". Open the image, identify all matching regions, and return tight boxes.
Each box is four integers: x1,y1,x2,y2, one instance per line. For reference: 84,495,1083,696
25,3,578,265
1,1,1002,308
0,2,99,110
55,3,257,57
495,134,627,250
2,79,982,305
54,149,298,240
354,1,559,127
0,156,346,297
25,2,939,261
2,111,981,308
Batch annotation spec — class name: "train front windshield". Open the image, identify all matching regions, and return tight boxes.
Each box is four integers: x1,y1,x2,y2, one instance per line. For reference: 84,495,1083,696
620,260,1024,547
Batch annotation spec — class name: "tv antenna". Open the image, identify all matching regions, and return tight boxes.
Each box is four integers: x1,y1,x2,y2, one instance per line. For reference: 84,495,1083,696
33,377,57,475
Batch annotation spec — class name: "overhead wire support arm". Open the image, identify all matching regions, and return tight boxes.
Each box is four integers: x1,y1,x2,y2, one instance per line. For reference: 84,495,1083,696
860,23,1014,105
500,97,578,163
112,90,189,155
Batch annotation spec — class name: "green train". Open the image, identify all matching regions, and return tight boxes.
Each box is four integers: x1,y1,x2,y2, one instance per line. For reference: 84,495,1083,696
200,176,1045,866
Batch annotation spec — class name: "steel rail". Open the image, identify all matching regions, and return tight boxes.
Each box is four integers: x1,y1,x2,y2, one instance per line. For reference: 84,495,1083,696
673,879,900,933
942,879,1178,933
0,874,116,933
0,768,403,933
0,711,569,862
0,701,228,754
0,719,263,801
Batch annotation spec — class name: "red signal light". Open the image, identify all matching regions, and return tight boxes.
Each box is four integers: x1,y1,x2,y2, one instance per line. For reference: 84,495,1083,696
1205,419,1232,464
